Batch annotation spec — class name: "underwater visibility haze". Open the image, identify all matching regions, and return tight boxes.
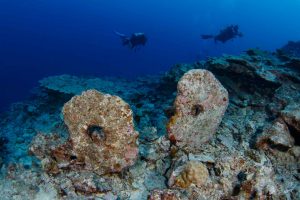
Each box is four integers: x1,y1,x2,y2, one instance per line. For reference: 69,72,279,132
0,0,300,199
1,0,300,111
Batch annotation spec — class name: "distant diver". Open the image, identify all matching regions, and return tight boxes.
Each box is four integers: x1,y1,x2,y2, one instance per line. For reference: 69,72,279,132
115,31,147,50
201,25,243,43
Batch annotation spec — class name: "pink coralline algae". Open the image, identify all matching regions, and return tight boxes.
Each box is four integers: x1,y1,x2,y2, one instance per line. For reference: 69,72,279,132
167,69,228,152
49,89,139,175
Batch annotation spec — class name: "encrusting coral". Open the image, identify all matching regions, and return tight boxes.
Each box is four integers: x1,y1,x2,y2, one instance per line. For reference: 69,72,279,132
167,69,229,152
43,89,139,175
168,161,209,188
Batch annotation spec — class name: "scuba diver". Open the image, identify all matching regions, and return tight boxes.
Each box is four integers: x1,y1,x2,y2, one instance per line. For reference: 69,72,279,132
201,25,243,43
115,31,147,50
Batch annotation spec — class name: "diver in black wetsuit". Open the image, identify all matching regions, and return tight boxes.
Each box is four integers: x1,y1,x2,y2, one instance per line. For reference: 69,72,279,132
115,31,147,50
201,25,243,43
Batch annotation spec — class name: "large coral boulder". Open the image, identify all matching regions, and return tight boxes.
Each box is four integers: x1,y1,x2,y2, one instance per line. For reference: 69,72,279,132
51,89,139,175
256,119,295,151
167,69,229,151
280,103,300,132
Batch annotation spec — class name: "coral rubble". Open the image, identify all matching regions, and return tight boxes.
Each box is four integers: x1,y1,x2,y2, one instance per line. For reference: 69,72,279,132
0,48,299,199
168,161,209,188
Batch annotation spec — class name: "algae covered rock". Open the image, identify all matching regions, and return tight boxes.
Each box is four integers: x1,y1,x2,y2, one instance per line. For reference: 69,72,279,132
148,189,183,200
256,119,295,151
51,89,139,175
280,103,300,132
168,161,209,189
39,75,88,95
167,69,229,151
39,74,140,98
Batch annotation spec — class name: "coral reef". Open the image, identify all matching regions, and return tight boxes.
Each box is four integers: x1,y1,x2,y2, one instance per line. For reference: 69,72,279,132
167,69,228,152
39,74,140,97
279,40,300,58
0,48,299,199
33,89,139,175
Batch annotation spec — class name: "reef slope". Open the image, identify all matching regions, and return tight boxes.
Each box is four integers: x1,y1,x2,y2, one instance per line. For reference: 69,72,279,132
0,49,299,199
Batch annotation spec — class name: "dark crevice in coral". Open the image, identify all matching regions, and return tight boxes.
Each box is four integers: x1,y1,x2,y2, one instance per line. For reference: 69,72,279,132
206,163,216,177
70,155,77,160
210,67,281,96
250,190,258,200
286,59,300,71
214,166,221,176
294,174,300,181
162,157,172,186
269,141,290,152
249,127,264,149
51,155,58,162
286,124,300,146
58,189,67,197
237,171,247,182
191,104,204,116
232,184,241,196
87,125,105,141
0,136,8,164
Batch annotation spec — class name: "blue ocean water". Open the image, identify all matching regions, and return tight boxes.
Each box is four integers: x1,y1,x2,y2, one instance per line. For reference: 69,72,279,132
0,0,300,112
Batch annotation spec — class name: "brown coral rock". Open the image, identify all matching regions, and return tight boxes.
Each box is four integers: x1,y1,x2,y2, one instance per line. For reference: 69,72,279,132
148,189,182,200
167,69,229,151
256,119,294,151
53,89,139,175
281,103,300,132
169,161,209,188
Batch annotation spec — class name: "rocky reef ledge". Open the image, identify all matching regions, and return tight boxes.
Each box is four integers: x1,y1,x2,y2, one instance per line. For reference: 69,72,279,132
0,49,299,199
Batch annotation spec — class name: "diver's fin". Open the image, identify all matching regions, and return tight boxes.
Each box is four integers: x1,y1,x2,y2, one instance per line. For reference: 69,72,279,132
114,31,126,38
201,35,214,40
114,31,130,46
